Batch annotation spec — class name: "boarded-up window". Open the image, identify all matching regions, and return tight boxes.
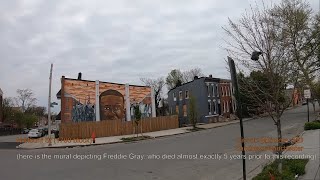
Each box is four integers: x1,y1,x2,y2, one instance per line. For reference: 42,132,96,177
183,105,187,117
176,105,179,115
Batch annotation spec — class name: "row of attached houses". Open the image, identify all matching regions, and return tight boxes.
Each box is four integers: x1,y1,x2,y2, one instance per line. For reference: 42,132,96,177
167,75,236,126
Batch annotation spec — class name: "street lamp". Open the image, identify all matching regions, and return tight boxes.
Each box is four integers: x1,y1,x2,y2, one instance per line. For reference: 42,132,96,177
251,51,262,61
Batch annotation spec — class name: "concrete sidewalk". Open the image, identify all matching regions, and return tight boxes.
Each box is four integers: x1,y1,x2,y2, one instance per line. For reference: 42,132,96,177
284,129,320,180
17,119,248,149
247,129,320,180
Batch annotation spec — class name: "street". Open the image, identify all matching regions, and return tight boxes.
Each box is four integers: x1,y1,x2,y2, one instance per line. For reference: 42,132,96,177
0,104,318,180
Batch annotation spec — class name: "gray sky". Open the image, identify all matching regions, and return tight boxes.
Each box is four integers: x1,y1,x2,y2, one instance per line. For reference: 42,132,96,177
0,0,319,113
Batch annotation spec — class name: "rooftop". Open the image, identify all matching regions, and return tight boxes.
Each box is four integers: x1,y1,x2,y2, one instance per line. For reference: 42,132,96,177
168,75,222,92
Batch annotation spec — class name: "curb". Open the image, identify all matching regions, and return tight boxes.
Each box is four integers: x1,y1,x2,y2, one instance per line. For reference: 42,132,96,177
16,119,254,150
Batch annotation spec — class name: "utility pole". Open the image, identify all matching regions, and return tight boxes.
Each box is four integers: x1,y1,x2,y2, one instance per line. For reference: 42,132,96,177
48,63,53,146
307,99,309,122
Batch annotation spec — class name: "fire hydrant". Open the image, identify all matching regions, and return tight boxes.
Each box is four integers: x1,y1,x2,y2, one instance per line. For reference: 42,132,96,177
92,131,96,144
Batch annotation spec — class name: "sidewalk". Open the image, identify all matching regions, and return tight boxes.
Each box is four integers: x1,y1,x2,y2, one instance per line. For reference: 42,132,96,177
246,129,320,180
17,118,249,149
284,129,320,180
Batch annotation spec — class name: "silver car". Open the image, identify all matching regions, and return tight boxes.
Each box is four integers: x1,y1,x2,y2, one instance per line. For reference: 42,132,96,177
28,129,42,138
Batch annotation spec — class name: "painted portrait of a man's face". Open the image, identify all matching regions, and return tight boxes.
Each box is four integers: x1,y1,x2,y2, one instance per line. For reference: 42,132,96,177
99,90,125,120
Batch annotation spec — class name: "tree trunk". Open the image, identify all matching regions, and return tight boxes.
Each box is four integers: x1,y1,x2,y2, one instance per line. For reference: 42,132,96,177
276,118,283,173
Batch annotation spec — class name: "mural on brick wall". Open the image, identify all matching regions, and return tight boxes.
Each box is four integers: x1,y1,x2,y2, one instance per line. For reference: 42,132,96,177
63,79,152,122
71,95,95,122
99,89,125,121
130,95,152,119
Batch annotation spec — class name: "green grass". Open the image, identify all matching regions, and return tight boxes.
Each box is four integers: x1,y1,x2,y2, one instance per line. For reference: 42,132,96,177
304,120,320,130
121,136,152,142
252,159,309,180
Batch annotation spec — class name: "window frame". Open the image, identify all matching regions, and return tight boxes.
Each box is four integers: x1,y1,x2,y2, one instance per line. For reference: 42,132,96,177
208,100,212,115
179,91,183,101
212,100,216,114
216,85,219,97
185,90,189,99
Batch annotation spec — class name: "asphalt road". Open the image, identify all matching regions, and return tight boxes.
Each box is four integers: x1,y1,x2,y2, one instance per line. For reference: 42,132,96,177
0,104,318,180
0,133,27,149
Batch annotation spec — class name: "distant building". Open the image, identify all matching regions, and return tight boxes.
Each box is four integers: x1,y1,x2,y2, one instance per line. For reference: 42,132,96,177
285,88,301,106
219,79,234,118
0,88,3,123
168,75,233,126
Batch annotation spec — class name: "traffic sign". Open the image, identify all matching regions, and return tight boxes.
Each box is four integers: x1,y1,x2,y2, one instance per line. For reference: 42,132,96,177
304,89,311,99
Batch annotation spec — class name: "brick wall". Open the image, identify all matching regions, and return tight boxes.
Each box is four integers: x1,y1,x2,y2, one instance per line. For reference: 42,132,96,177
219,81,233,118
60,77,152,123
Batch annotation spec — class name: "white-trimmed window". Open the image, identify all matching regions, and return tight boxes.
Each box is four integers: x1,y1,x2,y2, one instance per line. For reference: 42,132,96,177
227,101,229,112
216,85,219,97
222,86,224,96
208,100,212,115
212,84,215,97
213,100,216,114
227,86,229,96
226,86,228,96
179,91,183,101
185,90,189,99
225,86,228,96
173,92,176,101
207,84,210,97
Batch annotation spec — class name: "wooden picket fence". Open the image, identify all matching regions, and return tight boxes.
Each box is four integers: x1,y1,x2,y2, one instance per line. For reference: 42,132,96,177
59,115,178,139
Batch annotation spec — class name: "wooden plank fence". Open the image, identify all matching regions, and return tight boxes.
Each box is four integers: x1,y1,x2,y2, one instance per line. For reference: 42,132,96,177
59,115,178,139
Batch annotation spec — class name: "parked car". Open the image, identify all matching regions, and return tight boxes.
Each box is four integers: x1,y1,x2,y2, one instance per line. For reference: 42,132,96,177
43,128,48,135
37,128,46,137
22,128,30,134
28,129,42,138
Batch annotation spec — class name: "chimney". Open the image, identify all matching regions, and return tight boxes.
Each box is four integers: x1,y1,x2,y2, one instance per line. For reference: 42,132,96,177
209,74,212,78
78,72,82,80
194,76,199,80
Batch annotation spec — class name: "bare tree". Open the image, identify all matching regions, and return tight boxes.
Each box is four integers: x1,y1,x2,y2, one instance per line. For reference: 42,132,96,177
182,67,205,82
140,77,165,116
223,3,295,172
15,89,37,112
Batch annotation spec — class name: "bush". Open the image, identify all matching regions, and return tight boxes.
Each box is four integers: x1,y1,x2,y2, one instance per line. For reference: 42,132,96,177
304,121,320,130
252,159,309,180
286,159,308,175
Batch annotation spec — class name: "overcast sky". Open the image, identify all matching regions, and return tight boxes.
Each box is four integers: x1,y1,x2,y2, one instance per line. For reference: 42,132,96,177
0,0,319,113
